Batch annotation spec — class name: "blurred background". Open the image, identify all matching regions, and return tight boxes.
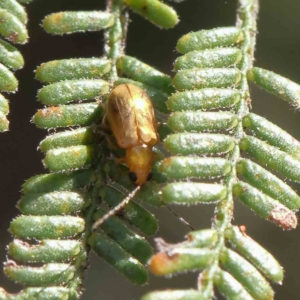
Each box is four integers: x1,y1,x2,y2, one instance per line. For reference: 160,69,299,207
1,0,300,299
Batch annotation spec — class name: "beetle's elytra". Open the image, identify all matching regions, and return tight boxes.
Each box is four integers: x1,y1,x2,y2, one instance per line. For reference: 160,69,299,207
106,83,159,185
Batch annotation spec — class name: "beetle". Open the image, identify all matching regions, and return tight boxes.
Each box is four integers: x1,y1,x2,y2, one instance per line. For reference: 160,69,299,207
92,83,159,229
106,83,159,185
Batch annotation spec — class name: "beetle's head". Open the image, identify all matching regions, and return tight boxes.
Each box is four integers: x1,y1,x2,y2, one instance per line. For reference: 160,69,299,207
125,145,153,185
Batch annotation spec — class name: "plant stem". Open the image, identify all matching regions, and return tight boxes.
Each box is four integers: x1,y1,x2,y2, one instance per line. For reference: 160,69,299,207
199,0,259,298
104,0,129,81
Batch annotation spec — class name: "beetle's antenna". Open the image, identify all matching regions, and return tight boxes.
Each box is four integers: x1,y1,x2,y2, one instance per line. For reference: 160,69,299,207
92,185,141,230
161,201,195,231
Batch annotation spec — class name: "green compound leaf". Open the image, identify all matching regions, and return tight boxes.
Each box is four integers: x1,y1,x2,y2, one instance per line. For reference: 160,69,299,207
8,239,81,263
43,11,115,35
123,0,179,29
0,0,29,132
248,67,300,108
4,263,75,286
226,226,283,283
177,27,244,54
89,233,148,285
143,1,300,298
37,79,109,105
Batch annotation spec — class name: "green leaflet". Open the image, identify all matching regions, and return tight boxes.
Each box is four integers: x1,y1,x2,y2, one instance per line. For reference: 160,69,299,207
33,103,103,128
174,48,243,70
161,182,227,205
142,290,205,300
116,55,174,94
0,9,28,44
10,216,85,239
0,38,24,69
36,58,112,83
8,240,81,263
214,269,253,300
0,0,27,24
93,209,153,264
159,157,231,179
248,67,300,108
168,111,238,132
18,191,91,215
89,233,148,285
39,127,97,153
167,88,241,111
177,27,244,53
0,287,75,300
43,145,99,172
38,79,109,105
173,68,241,91
0,62,18,91
149,247,214,275
123,0,178,29
43,11,115,35
22,169,96,194
4,263,75,286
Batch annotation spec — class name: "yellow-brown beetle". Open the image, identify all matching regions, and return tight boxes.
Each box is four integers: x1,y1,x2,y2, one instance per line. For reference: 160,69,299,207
106,83,159,185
